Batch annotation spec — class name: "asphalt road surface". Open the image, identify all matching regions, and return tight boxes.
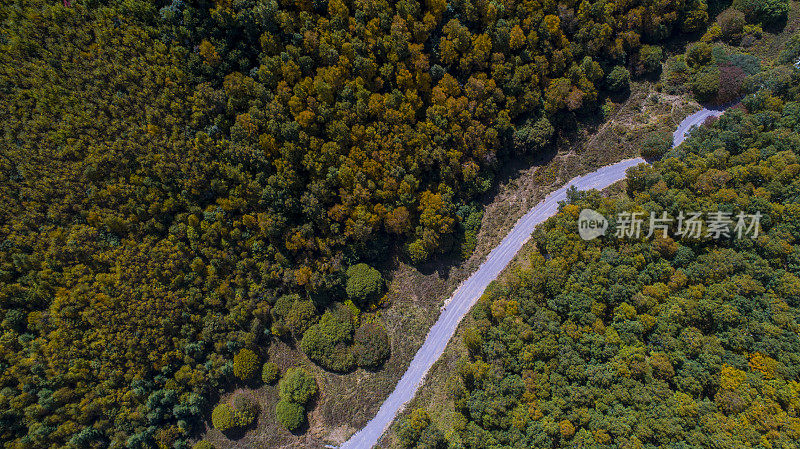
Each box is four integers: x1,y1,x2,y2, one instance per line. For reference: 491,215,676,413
341,107,724,449
672,107,726,147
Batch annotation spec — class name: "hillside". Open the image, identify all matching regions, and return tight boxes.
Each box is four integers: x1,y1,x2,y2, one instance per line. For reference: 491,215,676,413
1,0,795,448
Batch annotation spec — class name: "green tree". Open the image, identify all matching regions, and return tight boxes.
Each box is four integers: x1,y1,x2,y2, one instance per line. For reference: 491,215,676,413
345,263,384,305
278,367,317,405
513,117,554,153
286,300,318,337
300,310,357,372
262,362,280,384
638,45,664,74
779,32,800,64
640,132,673,159
396,408,446,449
275,400,306,431
352,322,391,369
606,66,630,91
233,394,258,427
686,42,713,68
692,68,721,103
734,0,789,26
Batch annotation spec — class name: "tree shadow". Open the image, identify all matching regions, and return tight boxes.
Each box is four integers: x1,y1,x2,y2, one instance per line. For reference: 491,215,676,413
360,360,389,373
288,417,311,436
221,425,250,440
283,390,319,436
604,86,632,104
242,375,265,390
701,98,742,111
763,16,789,34
660,29,707,56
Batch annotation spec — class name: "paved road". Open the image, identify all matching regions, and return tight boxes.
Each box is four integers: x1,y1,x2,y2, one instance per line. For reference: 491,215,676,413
673,107,726,147
341,107,724,449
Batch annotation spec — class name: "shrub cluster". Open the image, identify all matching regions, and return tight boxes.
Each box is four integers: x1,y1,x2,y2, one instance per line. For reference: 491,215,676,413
211,393,260,432
274,367,317,431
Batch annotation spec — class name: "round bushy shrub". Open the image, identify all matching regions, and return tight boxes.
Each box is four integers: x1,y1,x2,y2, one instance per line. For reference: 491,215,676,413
686,43,712,69
233,394,258,427
396,408,445,448
407,239,429,264
692,68,720,103
278,367,317,405
734,0,789,27
513,117,554,153
718,9,746,42
640,132,673,159
262,362,280,384
559,419,576,438
606,66,630,91
300,311,356,373
345,263,383,305
232,348,259,381
275,400,306,431
352,323,391,369
211,403,237,432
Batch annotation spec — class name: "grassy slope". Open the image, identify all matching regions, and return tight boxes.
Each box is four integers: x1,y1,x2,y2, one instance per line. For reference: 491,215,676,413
746,1,800,62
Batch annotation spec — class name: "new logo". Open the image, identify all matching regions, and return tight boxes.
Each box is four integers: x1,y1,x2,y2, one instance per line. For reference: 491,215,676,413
578,209,608,240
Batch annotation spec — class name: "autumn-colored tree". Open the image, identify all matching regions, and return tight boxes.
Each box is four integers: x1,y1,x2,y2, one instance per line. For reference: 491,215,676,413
233,348,259,381
211,404,237,432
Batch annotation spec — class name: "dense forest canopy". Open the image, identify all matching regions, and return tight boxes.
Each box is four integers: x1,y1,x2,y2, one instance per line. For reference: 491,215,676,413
0,0,749,447
395,64,800,448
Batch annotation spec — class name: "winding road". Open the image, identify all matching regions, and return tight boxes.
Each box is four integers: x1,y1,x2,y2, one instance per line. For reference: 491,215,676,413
673,106,726,147
341,106,726,449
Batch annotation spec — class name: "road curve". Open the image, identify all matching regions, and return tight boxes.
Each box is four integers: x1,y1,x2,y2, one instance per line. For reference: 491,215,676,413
673,106,726,147
342,107,724,449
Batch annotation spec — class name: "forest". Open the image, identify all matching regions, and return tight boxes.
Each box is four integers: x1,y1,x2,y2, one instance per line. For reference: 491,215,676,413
396,58,800,447
0,0,792,447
